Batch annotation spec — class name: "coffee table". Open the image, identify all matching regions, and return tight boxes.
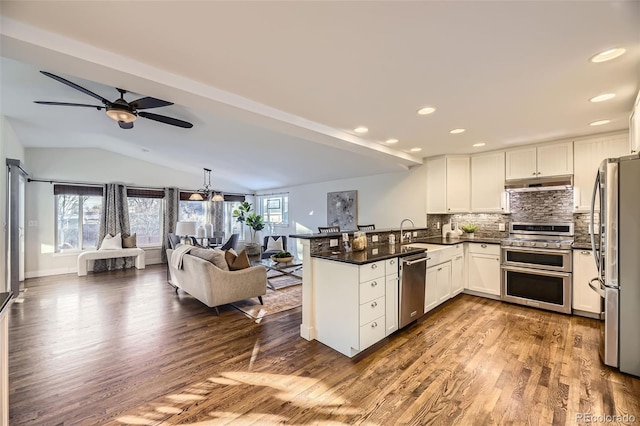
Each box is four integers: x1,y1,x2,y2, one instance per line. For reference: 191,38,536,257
254,258,303,290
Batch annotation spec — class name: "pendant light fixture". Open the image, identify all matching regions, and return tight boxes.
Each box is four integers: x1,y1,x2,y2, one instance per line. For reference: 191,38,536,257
189,168,213,201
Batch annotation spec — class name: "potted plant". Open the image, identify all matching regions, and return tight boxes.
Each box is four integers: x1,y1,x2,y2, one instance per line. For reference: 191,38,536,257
233,202,264,255
461,223,479,238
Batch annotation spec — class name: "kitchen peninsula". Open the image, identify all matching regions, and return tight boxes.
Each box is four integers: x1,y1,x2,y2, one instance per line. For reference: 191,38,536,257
290,228,500,357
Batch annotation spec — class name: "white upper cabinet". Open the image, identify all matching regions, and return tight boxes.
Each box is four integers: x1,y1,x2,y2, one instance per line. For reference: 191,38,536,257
426,156,470,213
573,132,629,212
471,152,506,213
631,90,640,155
506,142,573,180
505,147,537,180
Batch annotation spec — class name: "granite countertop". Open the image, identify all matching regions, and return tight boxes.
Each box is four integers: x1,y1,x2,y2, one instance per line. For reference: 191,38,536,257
311,235,502,265
419,236,502,245
0,292,12,315
311,244,427,265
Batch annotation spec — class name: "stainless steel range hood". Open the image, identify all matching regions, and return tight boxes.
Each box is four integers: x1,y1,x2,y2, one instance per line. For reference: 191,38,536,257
505,175,573,192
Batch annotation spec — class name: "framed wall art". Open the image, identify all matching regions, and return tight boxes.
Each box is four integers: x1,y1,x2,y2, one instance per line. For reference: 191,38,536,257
327,190,357,231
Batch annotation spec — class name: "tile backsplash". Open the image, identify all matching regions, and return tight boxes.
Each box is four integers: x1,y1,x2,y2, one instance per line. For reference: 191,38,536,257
508,188,574,222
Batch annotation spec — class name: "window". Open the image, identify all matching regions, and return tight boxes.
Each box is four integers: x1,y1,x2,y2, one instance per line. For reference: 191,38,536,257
55,185,103,252
178,193,248,241
224,201,245,241
261,194,288,227
127,188,164,246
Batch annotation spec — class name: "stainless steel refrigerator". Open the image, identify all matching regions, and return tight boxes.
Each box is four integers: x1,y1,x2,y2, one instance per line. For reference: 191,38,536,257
590,154,640,377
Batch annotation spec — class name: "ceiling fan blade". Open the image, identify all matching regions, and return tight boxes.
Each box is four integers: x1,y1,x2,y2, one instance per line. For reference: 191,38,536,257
34,101,104,110
40,71,111,106
118,121,134,129
129,97,173,110
138,111,193,128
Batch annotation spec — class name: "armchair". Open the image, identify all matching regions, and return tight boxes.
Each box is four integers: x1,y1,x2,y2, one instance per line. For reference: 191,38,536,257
261,235,287,259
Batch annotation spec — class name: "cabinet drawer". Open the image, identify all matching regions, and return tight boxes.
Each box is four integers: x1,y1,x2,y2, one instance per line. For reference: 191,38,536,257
360,278,385,303
385,258,399,276
359,295,385,325
467,242,500,256
359,260,386,283
359,316,385,350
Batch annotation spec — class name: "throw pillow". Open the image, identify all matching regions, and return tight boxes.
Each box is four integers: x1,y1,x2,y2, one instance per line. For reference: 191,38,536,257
190,247,229,271
266,236,284,252
225,249,251,271
122,233,137,248
99,233,122,250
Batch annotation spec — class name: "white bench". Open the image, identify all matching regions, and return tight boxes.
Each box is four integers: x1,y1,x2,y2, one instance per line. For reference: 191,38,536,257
77,248,146,276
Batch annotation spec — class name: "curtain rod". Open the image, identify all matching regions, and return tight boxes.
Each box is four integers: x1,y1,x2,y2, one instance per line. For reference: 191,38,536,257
256,191,290,197
28,177,253,196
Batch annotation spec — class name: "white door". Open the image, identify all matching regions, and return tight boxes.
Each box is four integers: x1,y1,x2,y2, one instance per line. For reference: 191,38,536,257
425,266,439,313
451,254,465,295
471,152,506,212
436,262,452,304
536,142,573,177
446,157,470,213
572,250,601,314
468,252,501,296
506,147,537,180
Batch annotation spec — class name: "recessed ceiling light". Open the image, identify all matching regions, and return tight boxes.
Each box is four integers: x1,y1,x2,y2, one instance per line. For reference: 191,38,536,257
450,128,466,134
473,143,486,147
385,138,399,144
590,48,626,63
417,107,436,115
409,147,422,152
590,93,616,103
354,126,368,134
590,119,611,126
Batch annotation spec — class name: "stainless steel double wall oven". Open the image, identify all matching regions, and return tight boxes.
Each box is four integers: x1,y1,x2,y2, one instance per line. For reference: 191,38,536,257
500,222,574,314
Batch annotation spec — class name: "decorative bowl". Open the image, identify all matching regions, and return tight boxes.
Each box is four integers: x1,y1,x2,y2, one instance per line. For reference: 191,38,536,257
274,256,294,263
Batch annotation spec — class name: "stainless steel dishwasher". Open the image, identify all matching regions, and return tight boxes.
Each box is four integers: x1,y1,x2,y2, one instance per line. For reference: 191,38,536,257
399,251,428,328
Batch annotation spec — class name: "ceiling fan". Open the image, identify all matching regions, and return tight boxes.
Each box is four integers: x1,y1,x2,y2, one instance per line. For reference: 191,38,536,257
34,71,193,129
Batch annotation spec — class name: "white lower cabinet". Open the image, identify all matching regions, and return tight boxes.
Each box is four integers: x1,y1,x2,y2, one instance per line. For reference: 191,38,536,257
572,250,601,316
466,243,501,297
385,258,399,336
451,254,465,296
425,266,439,313
314,257,397,357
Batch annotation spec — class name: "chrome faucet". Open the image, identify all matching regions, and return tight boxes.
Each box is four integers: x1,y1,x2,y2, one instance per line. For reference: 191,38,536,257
400,218,415,244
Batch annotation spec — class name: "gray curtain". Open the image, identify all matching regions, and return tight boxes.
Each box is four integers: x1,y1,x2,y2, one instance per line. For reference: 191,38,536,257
94,184,132,272
209,200,224,233
161,187,179,263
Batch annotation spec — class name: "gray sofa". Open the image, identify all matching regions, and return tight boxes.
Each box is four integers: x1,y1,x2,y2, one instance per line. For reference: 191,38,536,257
167,249,267,314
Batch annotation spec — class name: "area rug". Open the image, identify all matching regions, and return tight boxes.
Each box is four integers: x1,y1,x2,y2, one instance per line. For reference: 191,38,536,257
267,268,302,290
231,283,301,320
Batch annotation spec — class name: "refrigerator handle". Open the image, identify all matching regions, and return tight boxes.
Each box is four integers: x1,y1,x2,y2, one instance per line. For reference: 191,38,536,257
588,277,605,298
590,170,601,271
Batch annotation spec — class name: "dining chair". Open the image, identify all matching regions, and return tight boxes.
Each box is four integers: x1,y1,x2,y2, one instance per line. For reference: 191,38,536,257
318,226,341,234
220,233,239,251
357,224,376,231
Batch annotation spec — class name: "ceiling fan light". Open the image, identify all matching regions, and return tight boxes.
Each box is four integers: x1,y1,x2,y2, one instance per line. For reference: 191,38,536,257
106,108,137,123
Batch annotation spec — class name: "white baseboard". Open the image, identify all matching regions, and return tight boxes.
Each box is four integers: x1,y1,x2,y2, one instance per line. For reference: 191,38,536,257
25,267,77,278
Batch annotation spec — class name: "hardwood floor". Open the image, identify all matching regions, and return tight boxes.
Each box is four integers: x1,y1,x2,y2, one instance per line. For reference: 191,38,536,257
8,265,640,425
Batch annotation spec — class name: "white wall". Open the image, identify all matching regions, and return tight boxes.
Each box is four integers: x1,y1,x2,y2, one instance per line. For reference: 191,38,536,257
0,116,26,291
24,147,250,278
257,165,427,258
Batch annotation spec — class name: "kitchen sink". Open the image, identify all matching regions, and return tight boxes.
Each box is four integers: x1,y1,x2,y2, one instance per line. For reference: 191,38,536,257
402,243,447,252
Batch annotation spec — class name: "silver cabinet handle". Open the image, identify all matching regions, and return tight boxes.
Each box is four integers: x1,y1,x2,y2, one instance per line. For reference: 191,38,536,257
532,172,536,175
371,301,377,308
371,281,378,287
371,322,378,328
581,250,590,255
481,244,487,248
454,255,463,260
371,264,377,269
390,260,395,265
437,267,442,271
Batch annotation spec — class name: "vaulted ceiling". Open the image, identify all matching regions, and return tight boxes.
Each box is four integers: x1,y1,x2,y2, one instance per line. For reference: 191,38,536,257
1,1,638,191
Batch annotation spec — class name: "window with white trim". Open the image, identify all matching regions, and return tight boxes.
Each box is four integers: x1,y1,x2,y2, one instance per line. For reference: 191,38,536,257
127,188,164,246
261,194,288,227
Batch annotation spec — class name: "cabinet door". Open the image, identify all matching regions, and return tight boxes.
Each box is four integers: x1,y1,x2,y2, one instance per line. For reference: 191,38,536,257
425,266,439,313
385,273,398,336
426,156,447,213
471,152,506,212
467,253,501,296
451,254,464,296
572,250,601,315
506,147,537,180
436,262,452,304
631,91,640,154
536,142,573,177
446,157,470,213
573,134,629,211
